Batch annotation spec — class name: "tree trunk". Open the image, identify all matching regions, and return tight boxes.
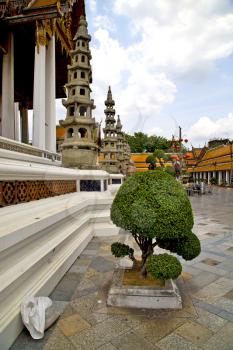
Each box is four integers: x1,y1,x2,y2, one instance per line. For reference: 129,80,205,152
140,238,154,278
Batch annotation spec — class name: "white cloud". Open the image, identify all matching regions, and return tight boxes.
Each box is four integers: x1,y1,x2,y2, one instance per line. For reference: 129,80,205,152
186,113,233,145
93,15,116,32
113,0,233,78
87,0,96,13
57,0,233,145
91,28,176,133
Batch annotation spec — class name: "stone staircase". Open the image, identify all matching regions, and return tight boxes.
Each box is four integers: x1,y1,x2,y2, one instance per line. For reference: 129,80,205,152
0,191,119,349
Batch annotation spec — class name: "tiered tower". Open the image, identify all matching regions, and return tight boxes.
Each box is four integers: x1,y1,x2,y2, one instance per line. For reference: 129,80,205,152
100,87,119,173
116,115,126,174
60,15,98,169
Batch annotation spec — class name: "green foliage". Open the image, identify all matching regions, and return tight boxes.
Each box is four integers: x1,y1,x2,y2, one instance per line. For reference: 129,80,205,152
157,231,201,261
164,166,175,177
146,253,182,280
125,133,171,153
111,170,194,240
111,242,134,259
210,177,217,184
176,232,201,260
153,149,166,160
146,155,156,164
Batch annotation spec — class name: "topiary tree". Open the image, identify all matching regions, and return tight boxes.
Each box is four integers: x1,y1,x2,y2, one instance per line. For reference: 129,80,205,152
111,170,200,279
146,155,156,170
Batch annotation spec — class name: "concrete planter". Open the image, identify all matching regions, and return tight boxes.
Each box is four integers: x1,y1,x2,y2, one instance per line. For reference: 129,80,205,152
107,268,182,309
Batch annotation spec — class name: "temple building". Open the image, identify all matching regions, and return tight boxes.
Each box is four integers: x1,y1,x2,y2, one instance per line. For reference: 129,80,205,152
59,15,99,169
0,0,86,152
99,87,119,173
185,140,233,185
0,4,115,348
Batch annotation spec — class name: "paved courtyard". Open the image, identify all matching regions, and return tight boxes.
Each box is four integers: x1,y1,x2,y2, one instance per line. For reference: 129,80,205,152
11,188,233,350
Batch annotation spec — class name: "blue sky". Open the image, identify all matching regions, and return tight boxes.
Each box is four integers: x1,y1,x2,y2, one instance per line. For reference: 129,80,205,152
58,0,233,147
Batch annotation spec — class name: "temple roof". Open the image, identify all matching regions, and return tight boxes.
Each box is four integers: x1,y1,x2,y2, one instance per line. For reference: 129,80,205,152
28,0,58,8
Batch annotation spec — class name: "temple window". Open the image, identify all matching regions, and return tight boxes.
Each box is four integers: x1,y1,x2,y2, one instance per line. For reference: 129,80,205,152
70,106,75,116
82,41,85,47
81,55,85,63
76,56,78,62
67,128,74,138
74,72,77,79
72,89,75,96
79,106,87,117
81,71,85,79
79,128,87,138
80,88,85,96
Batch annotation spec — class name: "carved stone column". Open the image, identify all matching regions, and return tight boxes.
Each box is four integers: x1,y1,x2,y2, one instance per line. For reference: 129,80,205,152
45,35,56,153
20,105,29,144
33,22,46,149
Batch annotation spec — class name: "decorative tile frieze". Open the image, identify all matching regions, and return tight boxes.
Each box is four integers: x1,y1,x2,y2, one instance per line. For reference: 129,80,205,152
0,180,76,207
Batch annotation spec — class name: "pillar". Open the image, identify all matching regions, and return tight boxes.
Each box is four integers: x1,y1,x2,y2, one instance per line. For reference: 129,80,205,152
213,171,216,178
1,32,15,139
208,171,211,184
14,102,20,141
33,45,46,149
203,172,206,180
218,171,222,185
226,171,230,185
20,105,29,144
45,36,56,153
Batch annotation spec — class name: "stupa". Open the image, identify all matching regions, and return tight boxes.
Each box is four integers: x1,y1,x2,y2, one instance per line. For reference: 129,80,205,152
60,15,99,169
99,87,119,173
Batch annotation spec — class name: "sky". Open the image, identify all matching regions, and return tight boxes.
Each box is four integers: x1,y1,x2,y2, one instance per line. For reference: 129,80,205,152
57,0,233,147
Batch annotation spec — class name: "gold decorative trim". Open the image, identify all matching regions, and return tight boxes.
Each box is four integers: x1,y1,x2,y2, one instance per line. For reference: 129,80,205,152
36,20,47,52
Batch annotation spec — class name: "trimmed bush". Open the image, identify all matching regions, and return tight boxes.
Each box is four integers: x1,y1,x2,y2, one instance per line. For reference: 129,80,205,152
146,253,182,280
111,170,194,240
176,232,201,260
110,170,201,279
111,242,134,259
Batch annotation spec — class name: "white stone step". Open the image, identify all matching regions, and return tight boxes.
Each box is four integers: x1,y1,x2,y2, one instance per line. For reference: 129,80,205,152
0,192,118,349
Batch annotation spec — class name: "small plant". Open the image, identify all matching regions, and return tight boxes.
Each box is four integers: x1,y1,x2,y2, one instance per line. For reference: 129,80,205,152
111,242,135,262
146,155,156,170
210,177,217,185
111,171,201,280
146,254,182,280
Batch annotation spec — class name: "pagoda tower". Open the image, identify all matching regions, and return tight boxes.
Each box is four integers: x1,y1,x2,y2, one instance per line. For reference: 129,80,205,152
60,15,98,169
100,87,119,173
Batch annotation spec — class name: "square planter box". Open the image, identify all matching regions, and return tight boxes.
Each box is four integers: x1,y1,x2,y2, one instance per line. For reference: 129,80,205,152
107,268,182,309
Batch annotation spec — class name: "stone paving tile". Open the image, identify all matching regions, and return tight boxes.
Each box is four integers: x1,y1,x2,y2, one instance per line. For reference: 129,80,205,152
43,327,75,350
212,297,233,314
157,333,202,350
11,188,233,350
133,317,186,344
98,343,118,350
10,327,54,350
81,249,98,256
69,318,131,350
193,298,225,316
90,256,115,272
111,330,159,350
174,320,213,346
194,262,227,276
184,271,219,293
58,313,91,337
193,277,233,302
201,258,221,266
194,306,227,332
203,322,233,350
